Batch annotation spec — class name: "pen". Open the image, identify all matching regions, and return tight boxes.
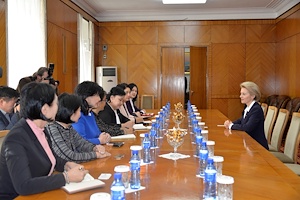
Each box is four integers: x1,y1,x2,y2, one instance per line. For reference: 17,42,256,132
217,125,225,127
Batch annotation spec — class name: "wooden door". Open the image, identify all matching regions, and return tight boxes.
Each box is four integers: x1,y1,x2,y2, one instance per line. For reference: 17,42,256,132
161,47,185,107
190,46,207,108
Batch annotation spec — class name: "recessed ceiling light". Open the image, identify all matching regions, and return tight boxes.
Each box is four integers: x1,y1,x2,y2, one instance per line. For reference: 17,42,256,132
162,0,207,4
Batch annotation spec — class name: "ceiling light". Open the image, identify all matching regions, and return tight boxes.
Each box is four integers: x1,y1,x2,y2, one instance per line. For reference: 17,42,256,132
162,0,207,4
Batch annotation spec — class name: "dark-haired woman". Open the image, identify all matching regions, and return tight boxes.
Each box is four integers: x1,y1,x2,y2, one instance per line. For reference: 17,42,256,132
0,83,87,199
92,92,132,136
46,93,110,163
98,86,134,131
117,83,143,123
72,81,111,145
126,83,146,116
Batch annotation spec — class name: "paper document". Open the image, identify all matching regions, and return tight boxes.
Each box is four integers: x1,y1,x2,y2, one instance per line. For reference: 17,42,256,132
133,124,149,130
111,134,136,140
62,173,105,194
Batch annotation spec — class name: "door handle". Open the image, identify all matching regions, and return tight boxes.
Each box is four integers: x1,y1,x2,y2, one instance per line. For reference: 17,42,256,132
190,90,194,95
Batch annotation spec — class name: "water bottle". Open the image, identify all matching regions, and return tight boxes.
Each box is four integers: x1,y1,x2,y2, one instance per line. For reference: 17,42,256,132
130,150,141,189
111,172,125,200
203,158,217,200
150,124,157,148
195,133,203,157
199,141,208,178
143,133,151,163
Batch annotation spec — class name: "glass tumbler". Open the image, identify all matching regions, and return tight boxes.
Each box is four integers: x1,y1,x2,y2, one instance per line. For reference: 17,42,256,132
217,175,234,200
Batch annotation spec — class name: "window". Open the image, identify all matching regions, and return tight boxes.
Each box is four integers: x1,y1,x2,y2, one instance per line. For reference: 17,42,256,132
7,0,46,88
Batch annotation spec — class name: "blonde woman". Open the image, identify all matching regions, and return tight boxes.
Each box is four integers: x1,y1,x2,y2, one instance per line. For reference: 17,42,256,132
224,81,268,150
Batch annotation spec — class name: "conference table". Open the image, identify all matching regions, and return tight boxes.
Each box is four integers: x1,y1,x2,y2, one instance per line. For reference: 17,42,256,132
16,109,300,200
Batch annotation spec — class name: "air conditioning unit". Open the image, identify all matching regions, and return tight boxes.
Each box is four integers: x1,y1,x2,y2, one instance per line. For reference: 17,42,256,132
96,66,118,93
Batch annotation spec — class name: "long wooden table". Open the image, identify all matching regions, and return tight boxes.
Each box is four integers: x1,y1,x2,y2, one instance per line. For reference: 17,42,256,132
16,109,300,199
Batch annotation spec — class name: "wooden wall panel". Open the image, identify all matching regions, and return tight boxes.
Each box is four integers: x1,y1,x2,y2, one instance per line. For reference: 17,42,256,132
246,43,276,98
246,24,276,42
100,27,127,44
158,26,184,43
211,98,243,121
47,1,79,93
63,3,77,34
184,25,211,43
276,9,300,42
47,0,64,28
101,45,128,84
211,43,246,96
0,0,6,85
127,27,158,44
211,25,245,43
276,35,300,97
276,8,300,99
127,45,158,107
47,22,63,80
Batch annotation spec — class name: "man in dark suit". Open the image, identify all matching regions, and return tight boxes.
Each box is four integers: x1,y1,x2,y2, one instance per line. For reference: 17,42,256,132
0,86,20,130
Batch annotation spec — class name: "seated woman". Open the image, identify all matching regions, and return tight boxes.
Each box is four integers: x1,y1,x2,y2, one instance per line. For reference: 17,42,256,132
0,82,87,199
72,81,111,145
46,93,110,163
98,86,134,130
117,83,143,123
92,91,133,136
224,81,269,150
126,83,146,116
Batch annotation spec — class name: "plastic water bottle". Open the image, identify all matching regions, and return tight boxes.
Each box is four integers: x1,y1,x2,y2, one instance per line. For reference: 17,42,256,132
150,125,157,148
111,172,125,200
130,150,141,189
195,133,203,157
199,141,208,178
143,133,151,163
203,158,217,199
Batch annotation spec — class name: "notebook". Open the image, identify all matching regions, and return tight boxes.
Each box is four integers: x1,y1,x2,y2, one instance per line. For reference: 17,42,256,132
111,134,136,140
62,173,105,194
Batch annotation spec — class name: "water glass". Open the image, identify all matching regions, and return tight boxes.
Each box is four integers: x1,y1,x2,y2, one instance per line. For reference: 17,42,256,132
212,156,224,177
114,165,130,188
206,140,215,157
217,175,234,200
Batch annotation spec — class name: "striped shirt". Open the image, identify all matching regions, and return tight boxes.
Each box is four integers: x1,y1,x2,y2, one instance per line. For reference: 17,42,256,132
45,121,97,163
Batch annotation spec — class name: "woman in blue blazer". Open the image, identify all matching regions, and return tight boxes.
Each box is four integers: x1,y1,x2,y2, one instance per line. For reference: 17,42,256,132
224,81,269,150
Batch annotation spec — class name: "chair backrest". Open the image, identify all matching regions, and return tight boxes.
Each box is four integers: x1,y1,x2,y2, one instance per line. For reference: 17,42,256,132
283,112,300,163
261,103,268,118
266,95,278,106
264,106,278,143
0,130,9,150
270,109,289,151
275,95,291,109
286,97,300,117
141,95,154,109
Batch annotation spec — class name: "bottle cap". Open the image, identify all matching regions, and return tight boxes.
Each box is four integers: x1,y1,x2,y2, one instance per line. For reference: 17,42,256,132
212,156,224,163
130,145,142,151
206,140,215,146
207,157,214,164
114,165,130,173
217,175,234,184
114,172,122,179
196,116,202,120
198,122,205,126
90,192,111,200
